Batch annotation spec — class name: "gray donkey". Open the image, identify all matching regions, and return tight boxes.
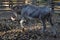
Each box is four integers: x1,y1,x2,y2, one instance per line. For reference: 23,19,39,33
11,4,56,35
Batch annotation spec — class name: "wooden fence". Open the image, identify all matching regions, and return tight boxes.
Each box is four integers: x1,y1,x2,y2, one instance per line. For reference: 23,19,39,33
54,1,60,23
0,1,25,11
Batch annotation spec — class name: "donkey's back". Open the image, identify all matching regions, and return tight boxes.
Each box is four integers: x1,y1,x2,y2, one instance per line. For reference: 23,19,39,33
21,5,52,19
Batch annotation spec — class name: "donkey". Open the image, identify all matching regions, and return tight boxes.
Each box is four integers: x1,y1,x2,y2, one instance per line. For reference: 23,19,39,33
11,4,56,35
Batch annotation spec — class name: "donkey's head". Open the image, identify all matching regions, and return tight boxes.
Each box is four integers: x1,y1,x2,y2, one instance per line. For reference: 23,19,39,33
11,5,23,15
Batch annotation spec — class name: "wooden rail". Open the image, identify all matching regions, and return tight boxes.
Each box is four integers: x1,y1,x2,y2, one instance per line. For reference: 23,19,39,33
0,2,25,11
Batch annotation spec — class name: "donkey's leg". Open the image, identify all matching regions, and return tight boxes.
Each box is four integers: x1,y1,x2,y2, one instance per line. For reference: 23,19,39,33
47,17,56,35
20,19,25,28
41,19,46,33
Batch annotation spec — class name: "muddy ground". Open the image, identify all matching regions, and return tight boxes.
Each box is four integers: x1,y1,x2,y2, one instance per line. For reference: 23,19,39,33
0,11,60,40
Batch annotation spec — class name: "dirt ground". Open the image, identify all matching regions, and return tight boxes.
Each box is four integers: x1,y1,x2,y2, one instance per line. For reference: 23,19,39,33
0,11,60,40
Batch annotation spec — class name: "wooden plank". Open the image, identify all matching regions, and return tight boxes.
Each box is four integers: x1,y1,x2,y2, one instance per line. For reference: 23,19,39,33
3,1,23,3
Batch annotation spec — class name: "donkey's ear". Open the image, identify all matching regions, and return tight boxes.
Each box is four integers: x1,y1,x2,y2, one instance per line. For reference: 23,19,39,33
11,5,16,10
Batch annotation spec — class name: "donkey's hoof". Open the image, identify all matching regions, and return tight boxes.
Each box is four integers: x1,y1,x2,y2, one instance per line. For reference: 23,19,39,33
50,31,57,38
41,29,47,33
53,35,57,38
